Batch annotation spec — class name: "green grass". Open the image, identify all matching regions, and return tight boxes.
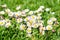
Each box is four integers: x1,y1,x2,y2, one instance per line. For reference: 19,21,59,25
0,0,60,40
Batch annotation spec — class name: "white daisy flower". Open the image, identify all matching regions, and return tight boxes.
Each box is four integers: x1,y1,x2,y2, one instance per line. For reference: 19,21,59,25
8,12,14,17
28,11,34,15
31,15,37,20
40,6,44,9
37,16,42,20
21,11,26,16
24,9,29,12
29,19,36,25
0,20,5,26
38,20,44,24
32,23,39,28
24,17,29,22
34,10,38,13
37,6,44,12
39,26,46,31
5,9,11,13
0,11,5,14
16,5,21,10
41,31,45,35
45,8,51,12
5,22,11,28
16,18,23,23
40,27,45,35
26,18,36,27
24,16,31,22
46,25,52,30
26,27,31,33
20,24,26,30
37,8,43,12
14,12,20,17
1,4,7,8
47,20,53,25
27,22,32,27
50,17,57,21
0,16,4,19
38,23,43,27
50,12,55,14
17,11,21,15
39,26,45,35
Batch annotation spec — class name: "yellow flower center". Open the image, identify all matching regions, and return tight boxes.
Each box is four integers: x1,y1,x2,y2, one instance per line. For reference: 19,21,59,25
48,27,51,30
28,29,31,32
0,22,3,25
16,14,18,16
17,19,20,22
29,20,33,24
31,16,35,19
25,18,28,21
22,26,25,29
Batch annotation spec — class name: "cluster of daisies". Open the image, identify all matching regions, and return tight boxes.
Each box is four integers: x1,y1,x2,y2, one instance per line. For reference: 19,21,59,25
0,4,59,37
